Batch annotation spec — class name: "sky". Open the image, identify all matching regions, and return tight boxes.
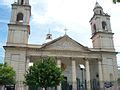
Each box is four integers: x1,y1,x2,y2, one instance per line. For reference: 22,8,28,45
0,0,120,66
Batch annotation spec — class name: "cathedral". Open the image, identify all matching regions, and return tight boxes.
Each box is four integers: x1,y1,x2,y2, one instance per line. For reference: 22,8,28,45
3,0,118,90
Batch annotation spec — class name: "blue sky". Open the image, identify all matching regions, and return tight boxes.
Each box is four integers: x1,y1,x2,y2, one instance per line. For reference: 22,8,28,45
0,0,120,66
0,4,10,63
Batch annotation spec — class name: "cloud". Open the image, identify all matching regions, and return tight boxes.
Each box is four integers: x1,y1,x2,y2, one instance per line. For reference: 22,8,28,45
0,43,5,62
0,0,12,6
30,0,93,43
0,20,9,24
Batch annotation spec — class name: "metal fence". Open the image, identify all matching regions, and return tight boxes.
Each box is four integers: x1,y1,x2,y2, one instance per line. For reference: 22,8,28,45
0,85,15,90
0,81,120,90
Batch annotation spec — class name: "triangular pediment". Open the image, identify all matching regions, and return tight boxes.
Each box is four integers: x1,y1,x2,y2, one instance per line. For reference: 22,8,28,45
41,35,90,51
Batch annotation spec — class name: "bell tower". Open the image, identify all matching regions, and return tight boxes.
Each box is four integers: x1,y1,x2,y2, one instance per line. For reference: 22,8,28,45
17,0,29,5
90,2,114,50
7,0,31,46
4,0,31,89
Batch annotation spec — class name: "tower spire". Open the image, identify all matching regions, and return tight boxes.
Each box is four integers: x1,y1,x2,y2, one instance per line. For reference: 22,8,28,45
95,1,101,8
93,1,104,15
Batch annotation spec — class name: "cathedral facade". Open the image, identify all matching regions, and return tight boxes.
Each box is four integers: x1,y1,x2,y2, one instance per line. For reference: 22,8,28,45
4,0,118,90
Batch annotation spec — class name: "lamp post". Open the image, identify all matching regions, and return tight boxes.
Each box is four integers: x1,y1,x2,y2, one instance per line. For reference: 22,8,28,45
79,64,85,90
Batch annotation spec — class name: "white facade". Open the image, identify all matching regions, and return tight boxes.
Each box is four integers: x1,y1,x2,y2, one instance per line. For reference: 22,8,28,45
4,1,118,90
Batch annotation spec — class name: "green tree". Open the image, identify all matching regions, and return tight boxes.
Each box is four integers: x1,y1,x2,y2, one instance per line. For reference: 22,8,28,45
0,63,16,85
24,57,64,89
117,78,120,84
113,0,120,3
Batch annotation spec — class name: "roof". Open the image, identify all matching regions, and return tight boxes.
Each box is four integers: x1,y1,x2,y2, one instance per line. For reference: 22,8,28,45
40,34,90,51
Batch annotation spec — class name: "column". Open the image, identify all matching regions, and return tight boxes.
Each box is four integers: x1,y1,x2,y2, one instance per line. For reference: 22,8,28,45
57,59,61,68
85,59,91,90
25,57,30,90
57,59,61,90
98,60,103,90
72,60,77,90
26,57,30,70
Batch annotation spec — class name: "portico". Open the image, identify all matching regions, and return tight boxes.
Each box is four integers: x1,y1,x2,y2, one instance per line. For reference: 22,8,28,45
26,41,103,90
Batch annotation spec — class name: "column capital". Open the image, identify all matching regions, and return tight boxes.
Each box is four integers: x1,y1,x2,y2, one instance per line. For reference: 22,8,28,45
96,58,102,61
83,57,88,61
55,56,63,60
26,55,30,59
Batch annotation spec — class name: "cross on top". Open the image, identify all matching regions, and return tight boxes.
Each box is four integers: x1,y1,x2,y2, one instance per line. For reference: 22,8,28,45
64,28,68,35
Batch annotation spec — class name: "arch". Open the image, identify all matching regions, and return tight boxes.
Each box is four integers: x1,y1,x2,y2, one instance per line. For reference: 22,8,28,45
100,10,102,14
16,13,23,22
21,0,24,5
92,24,96,34
102,21,107,30
93,24,96,31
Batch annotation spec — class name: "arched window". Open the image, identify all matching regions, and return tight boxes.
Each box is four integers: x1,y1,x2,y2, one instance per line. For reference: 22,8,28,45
16,13,23,22
100,10,102,14
93,24,96,34
102,21,107,30
93,24,96,31
21,0,24,5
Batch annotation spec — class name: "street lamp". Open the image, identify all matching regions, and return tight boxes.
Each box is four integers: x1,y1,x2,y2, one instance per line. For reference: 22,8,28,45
29,62,33,67
79,64,85,90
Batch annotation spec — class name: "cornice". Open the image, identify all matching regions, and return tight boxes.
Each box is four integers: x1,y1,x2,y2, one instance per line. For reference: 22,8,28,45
89,48,117,54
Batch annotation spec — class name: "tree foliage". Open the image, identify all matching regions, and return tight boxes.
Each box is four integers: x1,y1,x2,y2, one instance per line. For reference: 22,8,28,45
24,57,64,88
0,63,16,85
113,0,120,4
117,78,120,84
